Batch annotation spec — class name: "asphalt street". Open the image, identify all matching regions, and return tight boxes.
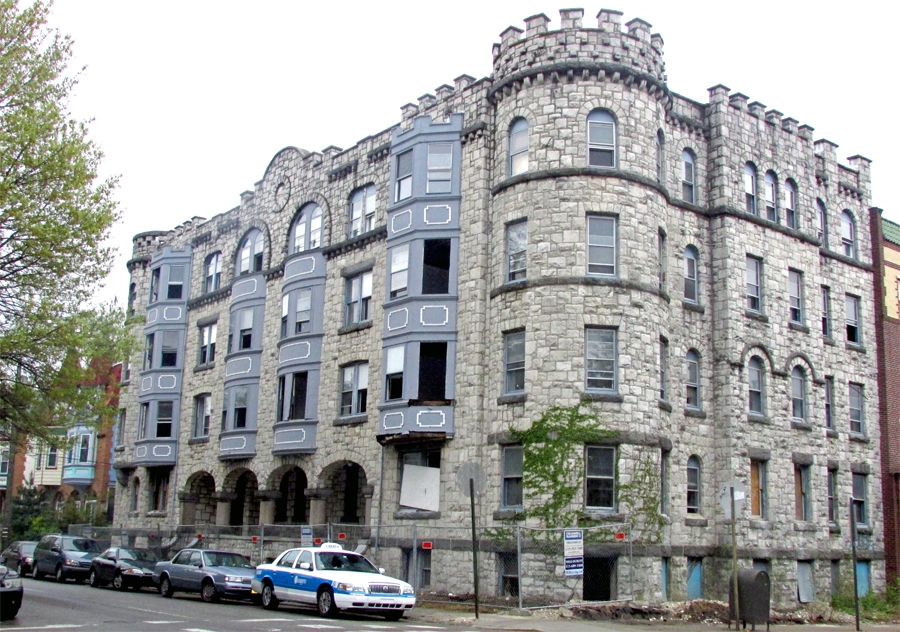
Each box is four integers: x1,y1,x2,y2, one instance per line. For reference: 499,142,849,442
0,576,478,632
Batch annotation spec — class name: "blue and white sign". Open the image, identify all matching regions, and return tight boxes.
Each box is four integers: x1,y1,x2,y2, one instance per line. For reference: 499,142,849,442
564,529,584,577
300,525,313,547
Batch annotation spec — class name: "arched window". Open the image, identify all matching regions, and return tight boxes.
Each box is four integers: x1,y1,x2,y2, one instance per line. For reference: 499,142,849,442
764,171,777,221
348,185,376,238
840,210,856,258
131,478,140,512
682,150,695,203
687,456,701,514
784,180,798,229
685,350,701,409
237,230,264,276
656,130,665,183
817,199,828,247
205,252,222,293
292,203,323,254
744,163,758,215
587,110,616,168
509,118,529,176
791,366,807,422
748,356,765,415
683,246,699,303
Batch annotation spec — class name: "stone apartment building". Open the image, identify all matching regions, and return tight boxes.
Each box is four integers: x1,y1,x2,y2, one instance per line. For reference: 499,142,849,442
873,216,900,584
113,8,885,605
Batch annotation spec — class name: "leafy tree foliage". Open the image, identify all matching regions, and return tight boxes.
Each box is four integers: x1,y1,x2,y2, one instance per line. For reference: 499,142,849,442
0,0,125,443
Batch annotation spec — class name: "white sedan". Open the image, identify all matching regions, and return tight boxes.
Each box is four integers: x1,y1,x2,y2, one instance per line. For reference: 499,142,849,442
251,543,415,621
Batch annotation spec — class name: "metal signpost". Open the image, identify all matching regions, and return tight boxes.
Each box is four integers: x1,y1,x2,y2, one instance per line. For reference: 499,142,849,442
457,462,486,619
720,480,746,630
564,529,584,577
849,498,860,632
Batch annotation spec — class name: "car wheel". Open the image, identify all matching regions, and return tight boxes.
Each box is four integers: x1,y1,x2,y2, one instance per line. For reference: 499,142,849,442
384,610,404,622
201,580,218,603
260,581,278,610
0,602,19,621
113,572,125,590
316,587,337,618
159,575,174,598
89,569,100,587
32,564,43,580
55,564,66,583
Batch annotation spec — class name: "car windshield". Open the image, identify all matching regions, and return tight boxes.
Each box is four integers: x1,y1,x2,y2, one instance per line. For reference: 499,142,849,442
315,552,379,573
63,538,101,553
120,548,158,562
203,552,252,568
21,543,36,555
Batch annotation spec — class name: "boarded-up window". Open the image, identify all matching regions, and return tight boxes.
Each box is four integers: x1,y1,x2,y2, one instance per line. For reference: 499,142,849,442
797,561,814,603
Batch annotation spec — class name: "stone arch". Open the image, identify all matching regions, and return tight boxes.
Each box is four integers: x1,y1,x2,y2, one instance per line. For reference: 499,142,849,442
268,465,309,524
223,468,260,527
284,192,332,256
261,146,306,183
738,342,776,375
181,471,216,526
783,352,819,383
231,219,273,274
316,460,370,525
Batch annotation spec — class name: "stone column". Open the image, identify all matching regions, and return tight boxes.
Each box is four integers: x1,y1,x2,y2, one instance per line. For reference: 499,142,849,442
306,488,331,526
212,491,237,526
255,490,282,525
178,492,198,526
362,484,375,525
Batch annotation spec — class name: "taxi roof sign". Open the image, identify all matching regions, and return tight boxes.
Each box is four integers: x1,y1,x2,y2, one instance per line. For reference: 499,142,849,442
320,542,343,551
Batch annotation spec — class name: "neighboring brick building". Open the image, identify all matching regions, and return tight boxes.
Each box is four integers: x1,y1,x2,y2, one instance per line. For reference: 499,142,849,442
113,8,885,605
873,216,900,584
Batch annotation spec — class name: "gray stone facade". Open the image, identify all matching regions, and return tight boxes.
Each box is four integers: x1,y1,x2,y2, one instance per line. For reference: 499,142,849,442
114,7,884,606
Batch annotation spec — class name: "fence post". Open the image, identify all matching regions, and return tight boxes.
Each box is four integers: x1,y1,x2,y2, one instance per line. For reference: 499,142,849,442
411,524,419,592
517,524,523,610
259,524,265,564
327,523,332,543
629,521,634,600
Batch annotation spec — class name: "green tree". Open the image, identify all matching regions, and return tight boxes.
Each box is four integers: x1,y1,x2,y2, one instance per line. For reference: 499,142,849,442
0,1,129,526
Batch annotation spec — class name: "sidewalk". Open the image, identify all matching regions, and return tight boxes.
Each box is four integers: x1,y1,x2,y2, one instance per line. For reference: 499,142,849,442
407,605,898,632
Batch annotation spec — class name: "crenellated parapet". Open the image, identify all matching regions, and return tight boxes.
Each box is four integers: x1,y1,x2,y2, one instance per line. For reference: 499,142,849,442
489,8,666,104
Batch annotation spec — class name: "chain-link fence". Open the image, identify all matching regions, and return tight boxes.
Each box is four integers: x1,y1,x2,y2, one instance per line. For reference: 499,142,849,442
69,521,632,609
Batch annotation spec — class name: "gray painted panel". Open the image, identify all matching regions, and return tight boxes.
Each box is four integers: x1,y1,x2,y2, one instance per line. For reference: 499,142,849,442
383,298,458,338
138,370,183,397
378,406,454,437
272,421,318,453
219,430,257,457
133,439,178,466
284,251,326,282
230,273,267,303
224,352,261,381
278,337,322,365
388,201,460,237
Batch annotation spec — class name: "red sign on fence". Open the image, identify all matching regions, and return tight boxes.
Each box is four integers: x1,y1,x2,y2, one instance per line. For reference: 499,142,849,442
422,541,433,550
615,532,627,541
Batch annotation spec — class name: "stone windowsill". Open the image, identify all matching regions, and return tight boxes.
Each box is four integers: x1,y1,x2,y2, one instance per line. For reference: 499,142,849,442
582,392,624,403
829,524,841,535
684,408,707,419
745,310,769,323
747,414,771,425
845,342,866,354
147,511,168,518
682,301,705,314
497,393,526,405
823,336,836,346
334,414,367,427
684,517,708,527
749,519,771,529
194,362,215,374
493,509,525,521
789,322,810,333
582,511,627,522
338,320,372,336
792,421,814,431
114,446,125,452
826,428,839,439
856,526,872,535
658,399,672,413
793,521,817,532
188,437,210,445
394,510,440,521
849,433,870,444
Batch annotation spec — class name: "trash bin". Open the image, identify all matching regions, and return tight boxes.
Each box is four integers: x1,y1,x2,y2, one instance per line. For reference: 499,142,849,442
729,568,770,630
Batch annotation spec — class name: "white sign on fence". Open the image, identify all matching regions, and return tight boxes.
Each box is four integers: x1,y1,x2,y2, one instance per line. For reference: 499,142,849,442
301,525,313,547
564,529,584,577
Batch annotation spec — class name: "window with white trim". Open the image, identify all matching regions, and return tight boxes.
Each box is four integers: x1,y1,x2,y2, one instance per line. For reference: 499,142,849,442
845,294,861,344
821,286,831,337
194,394,211,438
827,468,838,524
789,269,804,324
340,362,368,417
764,171,777,221
748,356,765,415
746,256,762,312
205,252,222,293
149,268,160,303
750,459,767,518
687,455,701,514
167,265,184,300
160,330,178,367
116,409,126,447
295,288,312,334
791,366,807,422
238,230,265,275
659,337,668,401
385,345,405,401
840,210,856,258
277,372,308,421
292,204,323,253
502,446,523,509
794,464,811,520
143,333,154,370
585,327,616,392
684,246,699,302
348,184,377,238
658,230,666,291
852,473,867,526
849,382,865,434
345,271,373,324
824,376,835,430
785,180,798,228
389,244,409,299
509,118,529,176
585,446,616,510
504,330,525,395
587,215,617,276
744,163,757,215
506,221,527,282
199,323,216,365
587,110,616,168
682,150,695,203
138,402,149,440
237,309,253,350
685,350,700,409
395,150,413,201
656,130,664,183
817,199,828,247
427,143,452,194
233,386,248,429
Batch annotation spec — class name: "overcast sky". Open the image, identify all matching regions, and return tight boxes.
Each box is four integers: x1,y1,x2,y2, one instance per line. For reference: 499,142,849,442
47,0,899,306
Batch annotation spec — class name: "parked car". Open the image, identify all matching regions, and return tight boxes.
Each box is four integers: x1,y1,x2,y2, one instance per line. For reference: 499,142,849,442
251,542,415,621
32,534,102,582
89,547,159,590
0,564,24,620
153,549,254,602
0,541,38,576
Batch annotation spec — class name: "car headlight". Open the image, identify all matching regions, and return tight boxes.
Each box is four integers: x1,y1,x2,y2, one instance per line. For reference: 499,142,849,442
23,557,32,564
224,575,243,583
1,578,22,589
336,582,368,593
123,568,143,575
401,584,415,596
65,559,80,566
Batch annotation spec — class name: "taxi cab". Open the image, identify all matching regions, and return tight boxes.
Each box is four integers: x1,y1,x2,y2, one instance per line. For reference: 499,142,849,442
251,543,415,620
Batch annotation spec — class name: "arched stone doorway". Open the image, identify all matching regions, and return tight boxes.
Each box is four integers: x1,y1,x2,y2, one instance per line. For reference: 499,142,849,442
275,467,308,524
317,461,370,524
225,470,259,527
180,471,216,525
